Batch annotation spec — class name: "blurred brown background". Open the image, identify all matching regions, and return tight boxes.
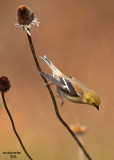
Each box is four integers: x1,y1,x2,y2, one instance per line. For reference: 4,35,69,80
0,0,114,160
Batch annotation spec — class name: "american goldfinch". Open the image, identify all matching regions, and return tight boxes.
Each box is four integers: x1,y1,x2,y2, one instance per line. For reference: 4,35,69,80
40,55,101,110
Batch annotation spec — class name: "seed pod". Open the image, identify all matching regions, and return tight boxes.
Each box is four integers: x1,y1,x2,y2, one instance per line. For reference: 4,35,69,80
0,76,11,93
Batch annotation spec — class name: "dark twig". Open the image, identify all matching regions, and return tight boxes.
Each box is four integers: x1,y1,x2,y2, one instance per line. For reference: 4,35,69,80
27,31,92,160
1,92,33,160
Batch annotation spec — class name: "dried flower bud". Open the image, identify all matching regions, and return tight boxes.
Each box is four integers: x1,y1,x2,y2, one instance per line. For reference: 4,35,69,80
15,5,40,36
17,5,34,25
0,76,11,93
70,123,87,135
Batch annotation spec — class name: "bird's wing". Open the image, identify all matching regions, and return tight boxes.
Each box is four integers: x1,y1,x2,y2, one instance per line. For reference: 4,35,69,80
40,71,79,96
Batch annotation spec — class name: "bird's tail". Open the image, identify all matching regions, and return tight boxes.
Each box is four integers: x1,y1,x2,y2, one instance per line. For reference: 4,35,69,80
40,55,62,75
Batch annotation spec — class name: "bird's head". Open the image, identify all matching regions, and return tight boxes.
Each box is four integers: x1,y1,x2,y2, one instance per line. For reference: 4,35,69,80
83,89,101,110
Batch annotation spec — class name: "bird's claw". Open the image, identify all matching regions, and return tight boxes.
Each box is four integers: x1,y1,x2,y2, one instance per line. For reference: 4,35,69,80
56,95,64,107
43,82,53,86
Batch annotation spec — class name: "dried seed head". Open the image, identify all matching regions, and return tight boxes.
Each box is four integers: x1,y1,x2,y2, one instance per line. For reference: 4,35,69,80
70,123,87,135
15,5,40,36
17,5,34,25
0,76,11,93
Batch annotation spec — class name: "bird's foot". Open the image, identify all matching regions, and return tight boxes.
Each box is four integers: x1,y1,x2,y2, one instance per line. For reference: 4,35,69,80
43,82,53,86
56,94,64,107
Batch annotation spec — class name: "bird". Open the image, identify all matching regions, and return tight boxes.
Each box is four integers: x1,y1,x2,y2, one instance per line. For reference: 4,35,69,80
40,55,101,110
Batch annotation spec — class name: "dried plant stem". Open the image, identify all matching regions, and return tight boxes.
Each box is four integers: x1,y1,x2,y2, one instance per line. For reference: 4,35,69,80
1,92,33,160
27,32,92,160
78,136,84,160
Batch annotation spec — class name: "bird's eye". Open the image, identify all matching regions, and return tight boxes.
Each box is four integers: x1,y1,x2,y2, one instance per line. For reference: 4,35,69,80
92,102,95,105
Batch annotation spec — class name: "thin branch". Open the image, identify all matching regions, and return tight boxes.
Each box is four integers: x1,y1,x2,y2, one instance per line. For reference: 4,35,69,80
1,92,33,160
27,32,93,160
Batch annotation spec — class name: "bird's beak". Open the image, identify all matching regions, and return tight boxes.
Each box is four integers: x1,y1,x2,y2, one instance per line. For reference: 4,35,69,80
96,105,99,110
